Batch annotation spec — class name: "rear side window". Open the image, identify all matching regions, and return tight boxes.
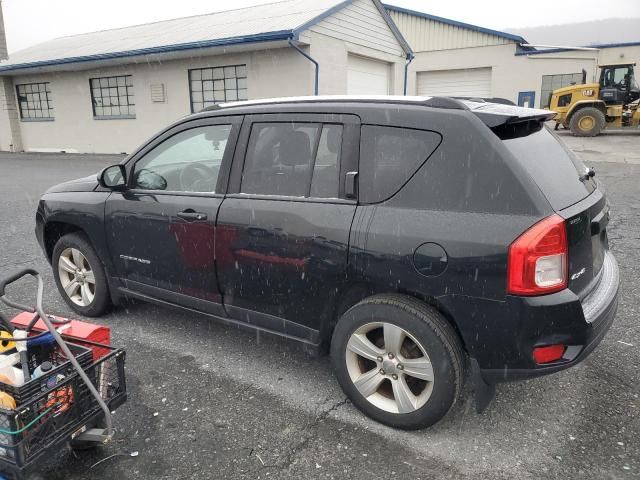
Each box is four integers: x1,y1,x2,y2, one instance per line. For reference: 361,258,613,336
359,126,442,204
502,126,595,210
241,122,342,198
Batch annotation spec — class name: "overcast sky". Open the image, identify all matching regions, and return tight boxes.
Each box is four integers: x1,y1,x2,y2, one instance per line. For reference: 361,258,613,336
3,0,639,53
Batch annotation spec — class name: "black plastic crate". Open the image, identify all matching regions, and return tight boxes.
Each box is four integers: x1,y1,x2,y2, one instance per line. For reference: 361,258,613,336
0,349,126,476
0,343,93,405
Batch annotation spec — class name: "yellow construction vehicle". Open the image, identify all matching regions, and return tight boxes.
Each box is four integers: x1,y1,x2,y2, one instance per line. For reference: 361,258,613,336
549,63,640,136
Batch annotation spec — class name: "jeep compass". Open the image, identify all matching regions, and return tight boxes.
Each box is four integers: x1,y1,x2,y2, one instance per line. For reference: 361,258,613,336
35,96,619,429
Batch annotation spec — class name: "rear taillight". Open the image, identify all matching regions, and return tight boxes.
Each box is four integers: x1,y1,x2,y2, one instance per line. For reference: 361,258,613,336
507,214,568,296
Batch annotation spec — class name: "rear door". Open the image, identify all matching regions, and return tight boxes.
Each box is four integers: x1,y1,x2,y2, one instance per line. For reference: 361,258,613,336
105,116,242,315
216,113,359,340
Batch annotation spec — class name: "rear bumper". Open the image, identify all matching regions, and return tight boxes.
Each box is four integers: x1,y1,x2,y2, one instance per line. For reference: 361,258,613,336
476,251,619,383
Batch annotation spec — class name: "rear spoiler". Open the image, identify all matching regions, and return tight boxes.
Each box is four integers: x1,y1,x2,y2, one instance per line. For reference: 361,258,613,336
422,97,557,139
459,100,556,128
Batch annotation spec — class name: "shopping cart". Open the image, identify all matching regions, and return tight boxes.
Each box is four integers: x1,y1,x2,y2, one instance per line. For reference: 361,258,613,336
0,269,127,479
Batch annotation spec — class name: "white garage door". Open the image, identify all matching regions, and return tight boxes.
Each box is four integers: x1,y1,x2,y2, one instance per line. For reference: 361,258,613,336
417,67,492,98
347,55,390,95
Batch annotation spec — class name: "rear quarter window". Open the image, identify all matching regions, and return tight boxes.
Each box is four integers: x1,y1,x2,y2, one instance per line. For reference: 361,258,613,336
502,126,595,211
359,125,442,204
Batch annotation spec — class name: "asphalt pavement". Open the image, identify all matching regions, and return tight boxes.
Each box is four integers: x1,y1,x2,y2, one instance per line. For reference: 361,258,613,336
0,132,638,480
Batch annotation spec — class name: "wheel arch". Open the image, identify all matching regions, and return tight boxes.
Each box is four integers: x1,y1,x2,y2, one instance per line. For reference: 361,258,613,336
326,284,469,356
566,100,607,125
43,221,86,262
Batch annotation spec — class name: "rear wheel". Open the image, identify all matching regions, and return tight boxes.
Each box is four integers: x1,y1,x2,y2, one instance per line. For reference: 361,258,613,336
52,233,111,317
331,294,465,430
570,107,605,137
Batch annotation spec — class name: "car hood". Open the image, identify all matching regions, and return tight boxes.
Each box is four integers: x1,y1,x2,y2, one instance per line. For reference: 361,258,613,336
45,174,99,194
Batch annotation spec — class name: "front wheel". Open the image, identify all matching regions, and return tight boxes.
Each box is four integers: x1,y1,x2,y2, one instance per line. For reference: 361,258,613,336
331,294,465,430
569,107,605,137
52,233,111,317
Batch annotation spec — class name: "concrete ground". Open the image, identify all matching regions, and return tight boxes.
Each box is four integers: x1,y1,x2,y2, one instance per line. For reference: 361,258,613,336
0,131,638,479
557,129,640,165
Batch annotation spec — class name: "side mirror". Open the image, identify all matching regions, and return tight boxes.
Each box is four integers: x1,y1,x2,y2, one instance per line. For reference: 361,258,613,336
134,168,168,191
98,164,127,190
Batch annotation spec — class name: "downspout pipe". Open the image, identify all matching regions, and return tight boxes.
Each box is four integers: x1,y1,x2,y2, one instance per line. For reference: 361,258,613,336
288,39,319,96
403,52,415,96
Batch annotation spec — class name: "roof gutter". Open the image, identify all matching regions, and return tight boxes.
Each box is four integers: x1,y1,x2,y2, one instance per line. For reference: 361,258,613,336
288,38,319,96
521,44,600,51
403,52,414,95
0,30,293,73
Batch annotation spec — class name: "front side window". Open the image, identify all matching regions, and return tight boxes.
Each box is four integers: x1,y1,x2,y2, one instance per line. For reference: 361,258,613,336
241,122,342,198
602,67,632,89
132,124,232,193
189,65,247,112
16,82,54,120
90,75,135,119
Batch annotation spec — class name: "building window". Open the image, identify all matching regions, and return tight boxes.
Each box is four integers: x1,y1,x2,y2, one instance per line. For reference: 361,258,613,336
90,75,135,119
16,82,54,121
189,65,247,112
541,73,584,108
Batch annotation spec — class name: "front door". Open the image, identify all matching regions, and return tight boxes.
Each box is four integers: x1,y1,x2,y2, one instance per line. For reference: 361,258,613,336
105,116,242,315
216,113,359,341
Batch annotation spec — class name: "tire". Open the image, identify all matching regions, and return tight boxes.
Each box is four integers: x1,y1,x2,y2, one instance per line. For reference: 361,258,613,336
52,232,111,317
331,294,465,430
569,107,605,137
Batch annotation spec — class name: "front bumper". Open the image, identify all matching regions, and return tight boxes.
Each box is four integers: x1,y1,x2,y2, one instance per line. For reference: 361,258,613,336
476,251,620,383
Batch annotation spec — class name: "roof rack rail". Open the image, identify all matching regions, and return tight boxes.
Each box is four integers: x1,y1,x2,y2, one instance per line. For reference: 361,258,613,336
454,96,516,106
422,96,468,110
201,104,222,112
194,95,473,112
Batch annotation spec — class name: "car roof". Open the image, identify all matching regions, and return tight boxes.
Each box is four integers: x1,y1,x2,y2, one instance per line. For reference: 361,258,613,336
209,95,442,111
195,95,555,131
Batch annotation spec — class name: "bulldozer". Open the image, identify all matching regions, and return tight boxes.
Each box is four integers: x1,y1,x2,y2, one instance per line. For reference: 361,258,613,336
549,63,640,136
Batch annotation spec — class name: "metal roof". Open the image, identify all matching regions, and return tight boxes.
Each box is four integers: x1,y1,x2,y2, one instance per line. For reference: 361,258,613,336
1,0,409,73
382,4,526,44
516,41,640,56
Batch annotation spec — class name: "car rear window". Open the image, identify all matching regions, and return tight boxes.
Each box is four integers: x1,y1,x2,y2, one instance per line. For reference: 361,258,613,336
502,126,596,211
359,125,441,204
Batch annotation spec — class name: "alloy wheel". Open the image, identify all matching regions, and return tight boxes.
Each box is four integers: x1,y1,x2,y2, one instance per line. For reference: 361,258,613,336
345,322,434,414
58,248,96,307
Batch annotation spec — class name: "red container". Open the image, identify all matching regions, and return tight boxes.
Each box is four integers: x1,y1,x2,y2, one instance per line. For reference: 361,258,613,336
10,312,111,360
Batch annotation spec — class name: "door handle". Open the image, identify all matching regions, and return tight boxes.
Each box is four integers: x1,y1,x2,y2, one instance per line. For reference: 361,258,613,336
177,209,207,221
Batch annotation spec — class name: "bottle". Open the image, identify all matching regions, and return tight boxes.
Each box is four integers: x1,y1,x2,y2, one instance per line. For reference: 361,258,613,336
0,352,24,387
33,361,54,379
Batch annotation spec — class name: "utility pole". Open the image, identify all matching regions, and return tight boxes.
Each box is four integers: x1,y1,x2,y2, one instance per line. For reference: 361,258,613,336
0,0,7,60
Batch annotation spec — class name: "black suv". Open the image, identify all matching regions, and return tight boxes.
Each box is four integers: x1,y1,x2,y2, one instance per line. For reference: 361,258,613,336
36,97,619,429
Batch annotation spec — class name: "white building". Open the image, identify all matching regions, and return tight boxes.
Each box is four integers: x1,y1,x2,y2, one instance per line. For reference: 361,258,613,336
386,5,640,109
0,0,410,153
0,1,638,153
